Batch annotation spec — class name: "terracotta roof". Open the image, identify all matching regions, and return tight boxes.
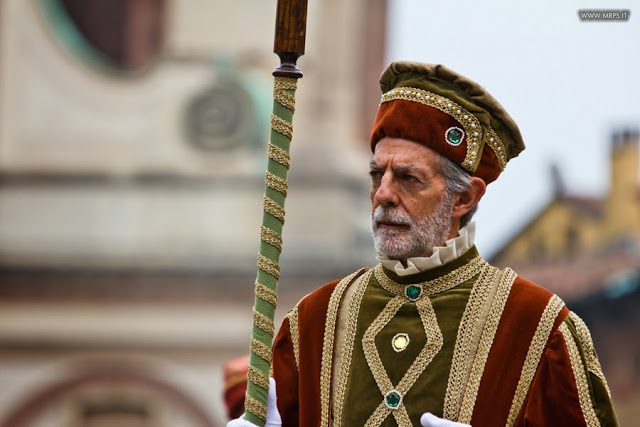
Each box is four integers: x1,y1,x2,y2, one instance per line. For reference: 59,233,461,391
497,242,640,301
559,195,603,218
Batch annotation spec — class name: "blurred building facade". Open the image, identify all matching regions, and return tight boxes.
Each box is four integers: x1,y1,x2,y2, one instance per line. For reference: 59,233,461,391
491,129,640,425
0,0,387,425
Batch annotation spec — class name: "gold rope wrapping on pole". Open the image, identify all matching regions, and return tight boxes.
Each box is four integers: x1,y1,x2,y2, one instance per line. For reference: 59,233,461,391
245,395,267,422
261,226,283,251
255,281,278,307
263,196,286,223
265,171,288,196
258,254,281,279
268,143,291,168
248,366,271,391
253,309,276,335
271,114,293,139
251,338,273,363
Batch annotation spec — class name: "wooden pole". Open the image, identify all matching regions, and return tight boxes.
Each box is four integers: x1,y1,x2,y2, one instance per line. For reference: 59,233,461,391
243,1,308,425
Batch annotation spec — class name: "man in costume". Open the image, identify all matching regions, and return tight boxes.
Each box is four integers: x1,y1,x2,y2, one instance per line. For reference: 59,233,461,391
231,61,618,426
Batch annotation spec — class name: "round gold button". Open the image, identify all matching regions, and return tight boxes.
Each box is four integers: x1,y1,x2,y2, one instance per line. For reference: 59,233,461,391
392,333,410,352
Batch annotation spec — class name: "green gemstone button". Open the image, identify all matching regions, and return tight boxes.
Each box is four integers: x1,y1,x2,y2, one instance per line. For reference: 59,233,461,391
405,285,422,301
385,391,402,409
446,127,463,145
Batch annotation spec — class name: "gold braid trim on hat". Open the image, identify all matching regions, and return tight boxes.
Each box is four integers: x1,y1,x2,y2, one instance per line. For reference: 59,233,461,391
485,128,508,171
381,87,509,173
381,88,482,172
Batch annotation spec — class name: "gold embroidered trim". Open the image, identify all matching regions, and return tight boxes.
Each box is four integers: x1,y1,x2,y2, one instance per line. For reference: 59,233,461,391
568,312,611,397
263,196,285,223
506,295,565,426
381,87,484,172
443,264,498,420
268,143,291,168
251,338,273,364
485,128,507,171
458,268,517,423
255,281,277,307
266,171,288,196
260,226,282,251
332,269,374,427
253,309,275,336
257,254,280,280
374,256,486,297
367,401,412,427
560,322,601,427
248,365,270,391
274,81,296,112
271,114,293,139
244,394,267,422
286,307,300,371
319,269,368,427
363,291,444,426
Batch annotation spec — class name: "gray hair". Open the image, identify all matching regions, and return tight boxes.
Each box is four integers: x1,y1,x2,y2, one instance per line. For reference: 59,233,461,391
435,154,478,228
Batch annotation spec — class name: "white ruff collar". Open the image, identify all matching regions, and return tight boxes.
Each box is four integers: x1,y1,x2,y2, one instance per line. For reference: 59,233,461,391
377,222,476,277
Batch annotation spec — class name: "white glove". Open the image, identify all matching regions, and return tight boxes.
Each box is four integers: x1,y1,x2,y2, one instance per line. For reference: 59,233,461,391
227,377,282,427
420,412,471,427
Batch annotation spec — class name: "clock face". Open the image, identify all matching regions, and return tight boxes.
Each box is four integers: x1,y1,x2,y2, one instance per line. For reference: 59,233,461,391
184,82,255,152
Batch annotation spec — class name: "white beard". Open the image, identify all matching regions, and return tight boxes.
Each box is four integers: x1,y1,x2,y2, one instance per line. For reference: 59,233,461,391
371,195,454,261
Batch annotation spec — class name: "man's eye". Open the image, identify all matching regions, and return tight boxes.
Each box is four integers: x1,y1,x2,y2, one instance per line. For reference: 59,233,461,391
401,174,418,182
369,171,382,179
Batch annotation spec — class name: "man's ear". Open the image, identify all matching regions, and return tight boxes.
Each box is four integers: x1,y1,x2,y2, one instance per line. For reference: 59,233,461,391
452,177,486,220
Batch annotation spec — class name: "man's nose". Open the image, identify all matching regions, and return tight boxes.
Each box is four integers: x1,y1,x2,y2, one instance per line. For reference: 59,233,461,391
374,175,399,207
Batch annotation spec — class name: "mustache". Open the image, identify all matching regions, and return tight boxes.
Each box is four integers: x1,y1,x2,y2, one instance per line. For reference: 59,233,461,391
372,206,413,227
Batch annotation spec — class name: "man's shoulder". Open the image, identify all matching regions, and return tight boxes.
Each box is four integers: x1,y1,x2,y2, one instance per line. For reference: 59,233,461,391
293,267,370,313
510,272,558,304
496,267,570,327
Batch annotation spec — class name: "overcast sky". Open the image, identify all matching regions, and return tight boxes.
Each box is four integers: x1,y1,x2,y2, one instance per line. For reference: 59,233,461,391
387,0,640,257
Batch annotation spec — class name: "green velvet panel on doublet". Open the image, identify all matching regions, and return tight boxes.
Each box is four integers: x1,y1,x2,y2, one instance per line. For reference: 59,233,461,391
341,248,481,426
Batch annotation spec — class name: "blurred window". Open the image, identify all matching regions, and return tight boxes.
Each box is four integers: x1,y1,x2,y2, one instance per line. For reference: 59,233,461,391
80,400,152,427
566,224,579,256
40,0,165,72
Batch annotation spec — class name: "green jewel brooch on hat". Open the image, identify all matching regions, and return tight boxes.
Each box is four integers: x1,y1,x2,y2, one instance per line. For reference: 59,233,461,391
446,127,464,146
